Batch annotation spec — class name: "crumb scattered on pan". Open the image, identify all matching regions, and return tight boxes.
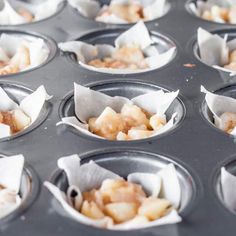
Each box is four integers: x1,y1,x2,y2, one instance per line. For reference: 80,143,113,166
183,63,196,68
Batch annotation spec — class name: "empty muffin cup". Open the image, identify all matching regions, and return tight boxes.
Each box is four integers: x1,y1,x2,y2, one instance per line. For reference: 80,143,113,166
0,82,51,142
58,80,185,141
48,149,197,229
0,154,39,224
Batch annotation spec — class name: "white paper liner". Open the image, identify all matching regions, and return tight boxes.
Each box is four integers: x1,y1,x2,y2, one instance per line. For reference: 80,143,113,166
114,21,152,49
201,85,236,135
0,154,24,219
127,173,161,198
198,27,236,76
58,21,176,74
68,0,100,19
57,83,179,140
0,189,21,219
158,163,181,209
44,154,182,230
0,0,64,25
67,0,169,23
221,167,236,210
0,85,51,138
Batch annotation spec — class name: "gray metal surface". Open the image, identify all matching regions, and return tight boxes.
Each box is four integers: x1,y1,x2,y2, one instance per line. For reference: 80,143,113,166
0,0,236,235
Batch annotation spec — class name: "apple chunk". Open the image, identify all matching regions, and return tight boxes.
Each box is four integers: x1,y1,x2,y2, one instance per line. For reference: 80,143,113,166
105,202,138,223
138,197,170,221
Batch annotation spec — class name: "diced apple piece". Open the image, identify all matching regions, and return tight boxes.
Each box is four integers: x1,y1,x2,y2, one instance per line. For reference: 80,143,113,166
12,109,31,132
80,200,105,220
116,131,130,141
112,46,145,65
202,10,213,21
100,179,146,204
229,6,236,24
229,50,236,63
128,129,154,140
82,189,104,210
130,124,147,130
10,45,30,70
18,8,34,22
121,104,149,129
149,114,166,131
224,62,236,71
138,197,170,221
105,202,138,223
88,107,125,140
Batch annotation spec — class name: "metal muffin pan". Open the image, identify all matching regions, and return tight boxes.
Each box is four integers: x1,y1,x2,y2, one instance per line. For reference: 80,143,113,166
59,80,185,141
1,0,236,235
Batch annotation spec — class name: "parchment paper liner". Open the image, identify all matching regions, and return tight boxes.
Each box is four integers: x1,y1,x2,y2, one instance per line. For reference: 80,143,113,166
57,83,179,140
67,0,169,24
58,21,176,74
0,0,64,25
44,154,182,230
0,85,51,139
198,27,236,76
0,154,24,219
201,85,236,135
221,166,236,211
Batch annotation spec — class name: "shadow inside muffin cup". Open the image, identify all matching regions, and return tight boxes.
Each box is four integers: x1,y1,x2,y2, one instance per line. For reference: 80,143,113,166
59,80,185,141
69,0,171,26
201,84,236,136
0,155,40,225
0,82,51,142
66,28,177,74
0,0,66,26
0,30,57,78
50,149,197,225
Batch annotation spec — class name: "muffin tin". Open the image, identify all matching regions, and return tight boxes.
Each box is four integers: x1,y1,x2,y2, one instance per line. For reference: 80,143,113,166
1,0,236,235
